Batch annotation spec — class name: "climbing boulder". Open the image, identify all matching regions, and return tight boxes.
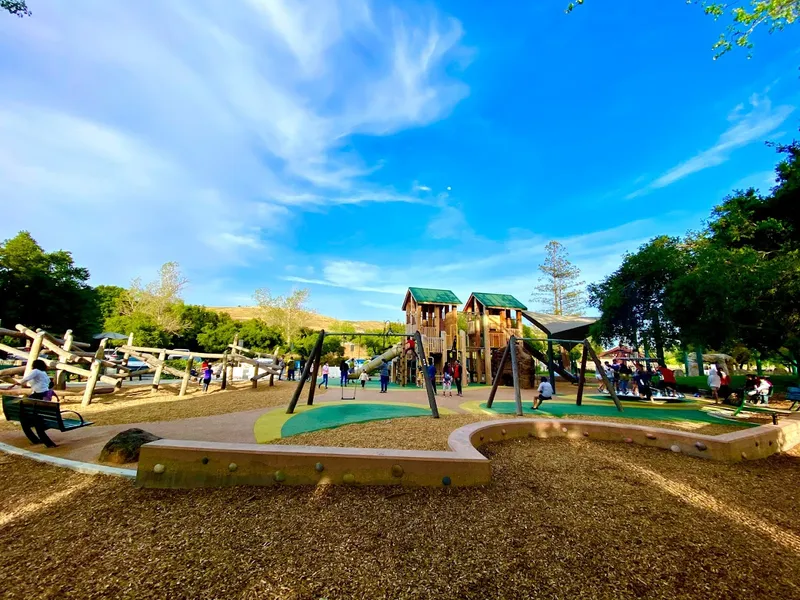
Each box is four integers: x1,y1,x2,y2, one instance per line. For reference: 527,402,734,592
99,428,162,464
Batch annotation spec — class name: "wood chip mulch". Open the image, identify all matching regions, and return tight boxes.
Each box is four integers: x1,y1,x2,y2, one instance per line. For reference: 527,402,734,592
2,425,799,600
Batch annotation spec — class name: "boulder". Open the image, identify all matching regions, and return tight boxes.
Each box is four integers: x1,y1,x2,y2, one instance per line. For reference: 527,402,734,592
99,428,162,464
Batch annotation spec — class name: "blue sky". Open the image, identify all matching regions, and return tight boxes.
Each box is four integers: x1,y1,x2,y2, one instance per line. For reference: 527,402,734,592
1,1,798,321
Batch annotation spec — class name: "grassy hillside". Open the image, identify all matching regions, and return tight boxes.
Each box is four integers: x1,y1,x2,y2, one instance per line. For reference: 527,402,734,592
209,306,388,332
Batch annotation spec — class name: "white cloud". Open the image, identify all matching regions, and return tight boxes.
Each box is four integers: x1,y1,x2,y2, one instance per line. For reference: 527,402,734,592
0,0,469,283
627,94,794,199
413,182,432,192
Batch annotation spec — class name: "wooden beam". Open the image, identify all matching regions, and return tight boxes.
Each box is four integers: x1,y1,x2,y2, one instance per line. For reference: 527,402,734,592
23,331,45,378
509,336,523,416
481,311,492,385
152,349,167,390
179,354,195,397
415,330,439,418
585,341,622,412
576,344,589,406
286,331,325,414
487,339,510,408
82,338,108,406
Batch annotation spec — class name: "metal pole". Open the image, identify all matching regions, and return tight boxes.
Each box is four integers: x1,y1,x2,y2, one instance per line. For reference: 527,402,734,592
576,343,589,406
509,336,522,416
286,329,324,414
415,330,439,418
487,339,511,408
547,339,556,394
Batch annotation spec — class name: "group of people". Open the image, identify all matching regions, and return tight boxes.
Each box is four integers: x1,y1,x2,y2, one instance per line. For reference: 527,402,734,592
420,359,463,397
708,366,772,405
596,359,678,401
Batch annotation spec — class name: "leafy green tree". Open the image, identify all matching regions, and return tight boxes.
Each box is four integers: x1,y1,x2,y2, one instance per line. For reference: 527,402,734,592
565,1,798,57
589,236,688,363
172,305,223,351
118,262,187,335
532,241,586,315
362,322,404,356
104,312,173,348
197,314,239,353
94,285,126,323
0,231,98,338
254,287,314,347
293,327,342,360
238,319,283,353
1,1,31,17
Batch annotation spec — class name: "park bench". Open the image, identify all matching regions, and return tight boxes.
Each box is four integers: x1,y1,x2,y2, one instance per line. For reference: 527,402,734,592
726,394,795,425
787,387,800,412
2,395,93,448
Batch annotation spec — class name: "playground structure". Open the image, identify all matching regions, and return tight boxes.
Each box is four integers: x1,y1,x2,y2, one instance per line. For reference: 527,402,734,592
486,335,623,415
0,324,127,405
463,292,527,385
287,329,442,418
0,323,282,405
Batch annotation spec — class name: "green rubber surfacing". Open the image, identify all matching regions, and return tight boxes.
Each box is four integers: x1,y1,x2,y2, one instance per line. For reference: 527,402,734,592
281,403,433,438
480,401,755,428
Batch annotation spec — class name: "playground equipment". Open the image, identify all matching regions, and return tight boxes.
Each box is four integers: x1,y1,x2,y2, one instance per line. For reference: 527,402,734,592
0,324,129,406
286,330,441,418
487,336,622,415
118,332,282,397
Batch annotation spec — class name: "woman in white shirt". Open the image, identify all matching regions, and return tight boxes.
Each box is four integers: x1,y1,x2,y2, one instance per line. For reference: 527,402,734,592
14,359,51,400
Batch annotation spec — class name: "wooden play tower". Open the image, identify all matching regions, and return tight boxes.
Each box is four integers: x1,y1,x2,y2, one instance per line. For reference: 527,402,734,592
462,293,527,385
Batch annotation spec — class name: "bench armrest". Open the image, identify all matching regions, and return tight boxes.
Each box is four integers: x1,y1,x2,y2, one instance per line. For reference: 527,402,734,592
59,410,86,425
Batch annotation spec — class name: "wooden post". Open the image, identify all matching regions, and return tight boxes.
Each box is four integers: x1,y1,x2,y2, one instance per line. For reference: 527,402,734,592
306,331,325,406
547,339,556,393
152,350,167,390
586,341,622,412
55,330,73,390
286,330,325,414
252,359,259,389
481,311,492,385
24,331,45,378
228,333,239,384
415,330,439,418
459,329,468,389
509,336,523,416
81,338,108,407
120,332,134,374
179,354,194,397
576,343,589,406
221,351,228,390
487,339,511,408
269,373,274,387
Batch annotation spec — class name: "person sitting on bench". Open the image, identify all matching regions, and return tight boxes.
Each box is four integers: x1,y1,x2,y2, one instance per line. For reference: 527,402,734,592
533,376,553,410
12,359,51,400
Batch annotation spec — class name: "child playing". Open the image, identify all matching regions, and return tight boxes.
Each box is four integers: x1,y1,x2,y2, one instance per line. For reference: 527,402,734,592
442,370,453,397
43,378,60,402
359,370,368,388
202,363,213,392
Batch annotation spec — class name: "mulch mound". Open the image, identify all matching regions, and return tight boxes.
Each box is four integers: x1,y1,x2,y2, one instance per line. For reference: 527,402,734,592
1,432,799,599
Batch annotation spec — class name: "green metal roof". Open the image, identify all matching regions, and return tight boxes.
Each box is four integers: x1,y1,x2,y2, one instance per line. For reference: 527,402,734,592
469,292,527,310
405,287,461,306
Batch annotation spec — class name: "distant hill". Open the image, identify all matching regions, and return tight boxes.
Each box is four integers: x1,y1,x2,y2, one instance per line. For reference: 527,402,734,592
209,307,390,332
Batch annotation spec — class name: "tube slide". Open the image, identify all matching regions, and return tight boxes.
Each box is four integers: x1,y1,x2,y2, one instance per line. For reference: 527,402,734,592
521,340,579,384
351,343,404,378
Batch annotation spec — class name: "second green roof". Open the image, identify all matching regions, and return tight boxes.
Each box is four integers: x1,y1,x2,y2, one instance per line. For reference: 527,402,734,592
467,292,527,310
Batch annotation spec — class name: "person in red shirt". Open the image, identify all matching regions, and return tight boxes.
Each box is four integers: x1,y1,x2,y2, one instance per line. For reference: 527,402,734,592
404,337,416,357
453,360,463,396
656,365,677,396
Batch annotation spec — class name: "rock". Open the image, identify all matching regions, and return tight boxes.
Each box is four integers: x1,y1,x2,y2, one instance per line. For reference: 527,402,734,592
99,428,162,464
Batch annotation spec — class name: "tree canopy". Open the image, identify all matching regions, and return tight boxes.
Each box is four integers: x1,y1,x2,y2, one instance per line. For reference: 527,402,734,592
565,1,798,57
1,0,31,17
0,231,98,338
254,288,314,347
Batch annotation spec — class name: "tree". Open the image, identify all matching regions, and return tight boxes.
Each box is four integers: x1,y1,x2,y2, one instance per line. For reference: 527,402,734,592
565,1,798,58
532,241,586,315
293,327,343,360
253,288,314,347
172,305,225,351
0,231,98,338
589,236,689,363
118,262,187,335
94,285,126,323
1,1,31,17
362,322,404,356
238,319,283,353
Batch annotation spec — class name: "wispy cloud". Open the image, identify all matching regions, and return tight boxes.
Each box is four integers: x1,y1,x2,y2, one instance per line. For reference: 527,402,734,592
626,94,794,199
0,0,469,283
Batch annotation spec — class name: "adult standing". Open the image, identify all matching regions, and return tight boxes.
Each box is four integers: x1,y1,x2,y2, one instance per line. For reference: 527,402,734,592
707,363,721,404
427,360,437,395
339,357,350,387
287,358,296,381
318,362,329,389
453,360,463,397
379,360,390,393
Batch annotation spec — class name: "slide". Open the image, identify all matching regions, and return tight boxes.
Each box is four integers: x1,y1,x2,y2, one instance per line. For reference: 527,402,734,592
350,343,404,378
521,340,579,384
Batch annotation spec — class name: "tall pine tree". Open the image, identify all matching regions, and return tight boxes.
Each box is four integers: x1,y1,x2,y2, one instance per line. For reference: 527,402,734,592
531,241,586,315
